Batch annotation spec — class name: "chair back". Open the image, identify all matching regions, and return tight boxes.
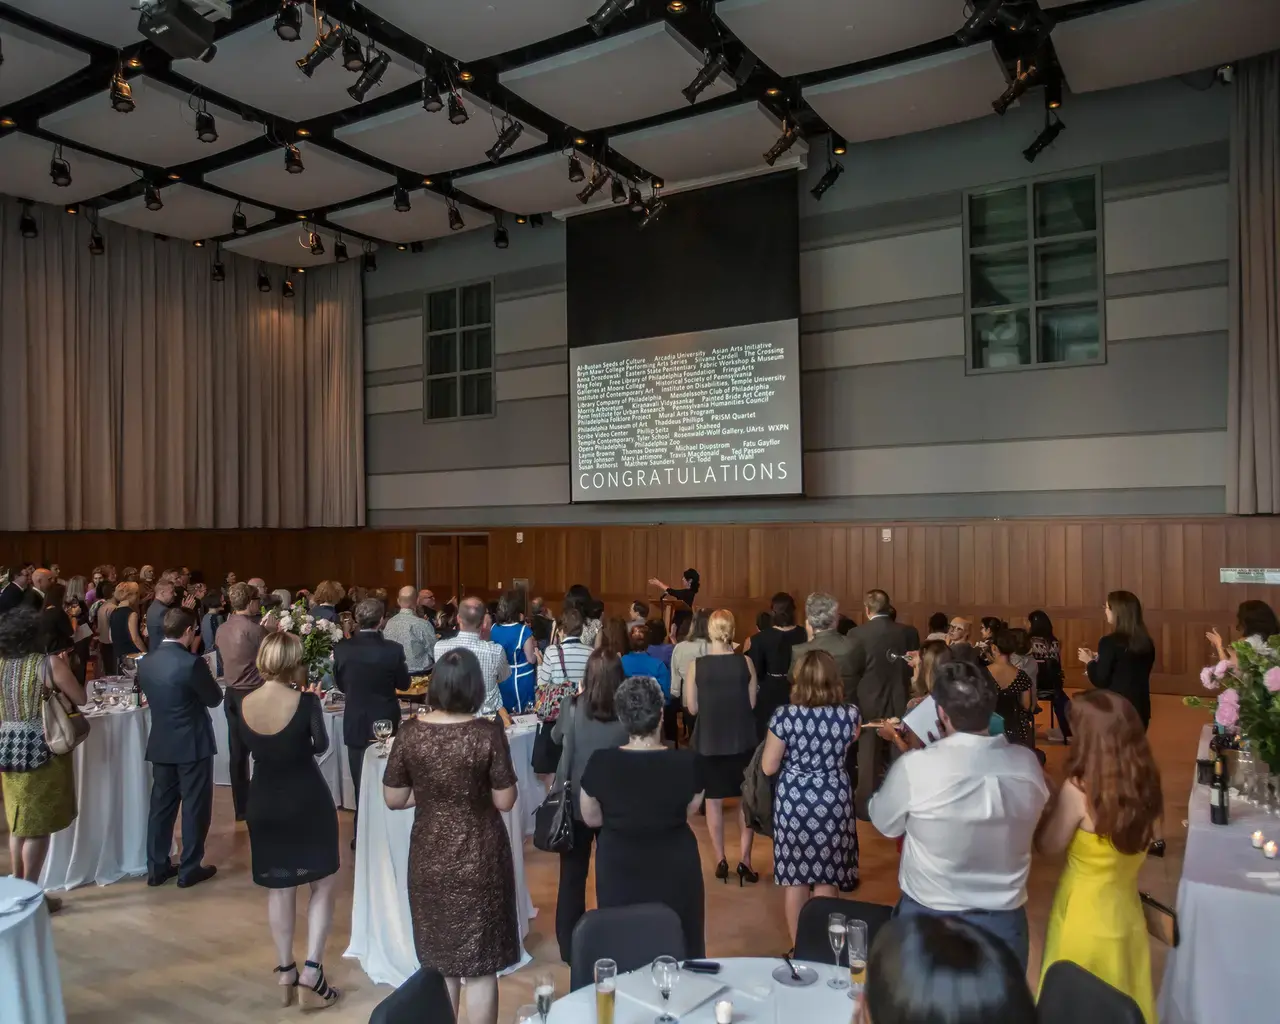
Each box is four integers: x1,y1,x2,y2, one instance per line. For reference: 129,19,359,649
369,966,454,1024
794,898,894,964
1038,961,1145,1024
569,904,687,992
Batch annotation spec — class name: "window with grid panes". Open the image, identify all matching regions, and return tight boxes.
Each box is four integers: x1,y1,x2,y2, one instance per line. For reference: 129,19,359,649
964,172,1105,372
424,281,494,420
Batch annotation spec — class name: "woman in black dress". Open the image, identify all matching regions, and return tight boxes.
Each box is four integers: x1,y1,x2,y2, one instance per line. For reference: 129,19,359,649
648,568,700,641
240,632,340,1011
580,675,707,958
748,592,808,740
1078,590,1155,730
687,609,760,884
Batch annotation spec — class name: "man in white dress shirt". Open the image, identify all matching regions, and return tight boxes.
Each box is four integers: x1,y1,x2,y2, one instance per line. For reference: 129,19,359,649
433,596,510,716
869,659,1048,970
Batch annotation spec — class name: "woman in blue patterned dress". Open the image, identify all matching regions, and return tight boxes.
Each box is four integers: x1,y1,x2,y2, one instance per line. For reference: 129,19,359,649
762,648,860,945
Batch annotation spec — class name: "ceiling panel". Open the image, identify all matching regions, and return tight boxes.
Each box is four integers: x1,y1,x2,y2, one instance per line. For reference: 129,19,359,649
500,21,735,132
175,19,419,123
328,190,491,243
334,90,544,176
453,150,594,216
805,45,1008,144
717,0,962,77
1051,0,1280,93
41,76,262,168
4,0,160,48
0,18,91,107
609,102,807,189
204,141,396,212
98,183,274,240
357,0,598,64
0,131,137,204
222,222,351,268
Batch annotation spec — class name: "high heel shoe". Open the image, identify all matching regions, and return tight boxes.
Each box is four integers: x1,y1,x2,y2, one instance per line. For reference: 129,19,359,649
714,859,729,883
298,961,340,1011
273,962,298,1008
736,863,759,886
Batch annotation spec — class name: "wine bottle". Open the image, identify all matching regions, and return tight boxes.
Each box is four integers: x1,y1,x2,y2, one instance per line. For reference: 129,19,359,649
1209,754,1230,825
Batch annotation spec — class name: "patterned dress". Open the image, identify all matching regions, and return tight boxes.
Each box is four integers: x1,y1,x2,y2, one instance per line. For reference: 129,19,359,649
768,704,860,889
0,654,77,837
995,669,1035,748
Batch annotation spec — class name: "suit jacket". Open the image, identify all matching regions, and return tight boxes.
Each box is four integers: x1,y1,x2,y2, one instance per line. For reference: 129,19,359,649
0,582,25,615
146,599,174,653
847,616,917,720
138,640,223,764
334,631,409,747
790,629,859,704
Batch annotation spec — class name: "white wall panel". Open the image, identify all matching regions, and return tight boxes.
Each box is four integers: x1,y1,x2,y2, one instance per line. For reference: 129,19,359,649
803,316,964,370
365,382,422,414
496,363,568,402
495,289,567,353
1106,286,1228,341
368,464,570,509
1104,183,1229,274
364,316,423,371
800,227,962,314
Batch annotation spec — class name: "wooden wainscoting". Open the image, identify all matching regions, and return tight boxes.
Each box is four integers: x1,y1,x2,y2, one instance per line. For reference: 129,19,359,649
4,516,1279,693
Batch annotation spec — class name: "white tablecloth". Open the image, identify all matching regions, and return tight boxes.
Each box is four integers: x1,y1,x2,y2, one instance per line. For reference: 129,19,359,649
343,738,535,987
546,957,850,1023
507,725,544,836
1157,726,1280,1023
40,706,151,892
0,878,66,1024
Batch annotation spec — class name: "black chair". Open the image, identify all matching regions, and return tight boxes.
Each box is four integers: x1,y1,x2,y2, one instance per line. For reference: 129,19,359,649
1038,961,1145,1024
369,966,455,1024
794,898,895,964
569,904,687,992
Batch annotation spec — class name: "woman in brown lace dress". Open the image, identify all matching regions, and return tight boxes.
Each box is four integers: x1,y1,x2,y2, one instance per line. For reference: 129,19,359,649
382,648,518,1024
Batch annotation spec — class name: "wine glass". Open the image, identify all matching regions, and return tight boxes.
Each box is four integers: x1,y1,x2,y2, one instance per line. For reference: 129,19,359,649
372,719,393,757
651,955,681,1023
514,1005,539,1024
533,971,555,1022
827,913,848,989
846,919,868,1000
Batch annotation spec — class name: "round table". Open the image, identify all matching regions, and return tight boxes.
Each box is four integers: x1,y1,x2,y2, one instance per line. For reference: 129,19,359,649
545,958,855,1024
0,877,67,1024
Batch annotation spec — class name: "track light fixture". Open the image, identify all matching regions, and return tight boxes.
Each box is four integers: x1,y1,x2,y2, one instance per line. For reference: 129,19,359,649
232,202,248,236
341,33,365,72
810,160,844,201
577,165,608,203
587,0,629,36
283,278,295,298
348,49,390,102
567,153,585,183
297,23,344,77
651,176,664,189
530,213,544,227
362,243,377,273
393,185,412,212
611,175,627,204
211,244,225,281
993,55,1045,115
195,108,218,144
110,69,135,113
256,264,271,292
763,122,799,166
639,195,665,231
88,228,105,255
485,117,524,163
284,143,304,174
447,199,464,232
1023,115,1064,162
682,50,727,105
422,76,443,113
274,1,302,42
494,217,509,249
144,184,163,211
410,241,424,253
19,201,37,239
307,229,325,256
955,0,1005,44
50,146,71,187
447,91,468,125
629,186,644,213
334,237,349,263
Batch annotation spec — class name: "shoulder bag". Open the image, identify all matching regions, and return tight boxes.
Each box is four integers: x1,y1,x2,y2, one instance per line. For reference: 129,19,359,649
532,697,577,853
534,641,576,722
42,658,90,756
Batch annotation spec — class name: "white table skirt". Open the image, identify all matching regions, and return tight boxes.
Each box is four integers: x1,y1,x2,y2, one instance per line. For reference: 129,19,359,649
343,739,534,987
0,878,66,1024
1157,726,1280,1023
546,956,849,1023
40,706,151,892
507,726,544,836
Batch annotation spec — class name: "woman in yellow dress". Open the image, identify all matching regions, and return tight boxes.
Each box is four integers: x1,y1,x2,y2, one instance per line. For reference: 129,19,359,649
1035,689,1162,1022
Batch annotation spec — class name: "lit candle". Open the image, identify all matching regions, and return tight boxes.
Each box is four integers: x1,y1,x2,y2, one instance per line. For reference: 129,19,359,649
1253,831,1266,849
714,999,734,1024
1265,841,1278,860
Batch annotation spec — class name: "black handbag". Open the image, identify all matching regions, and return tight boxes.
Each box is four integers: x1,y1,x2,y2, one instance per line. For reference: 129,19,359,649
532,699,577,854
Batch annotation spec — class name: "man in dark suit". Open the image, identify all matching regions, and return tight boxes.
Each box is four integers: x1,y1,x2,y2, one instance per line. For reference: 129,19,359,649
0,561,33,615
146,580,177,653
334,597,409,845
20,567,54,611
790,592,858,701
847,589,919,819
138,606,223,888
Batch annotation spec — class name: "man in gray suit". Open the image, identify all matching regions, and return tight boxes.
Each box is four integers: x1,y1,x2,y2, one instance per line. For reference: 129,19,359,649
847,589,919,819
790,592,857,701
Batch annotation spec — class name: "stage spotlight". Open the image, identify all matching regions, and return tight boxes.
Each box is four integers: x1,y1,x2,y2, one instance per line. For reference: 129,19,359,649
110,70,135,113
232,203,248,236
410,241,424,254
347,49,390,102
285,144,304,174
763,123,799,166
297,24,344,77
144,184,163,211
211,256,225,282
485,118,524,163
682,50,727,105
611,175,627,204
88,229,105,255
308,230,324,256
651,176,664,189
494,221,509,249
992,57,1044,115
195,109,218,143
629,186,644,213
257,265,272,292
334,237,349,263
283,278,295,298
362,248,377,273
341,34,365,72
1045,77,1063,110
588,0,630,36
639,196,666,230
422,76,443,113
955,0,1004,44
274,1,302,42
448,201,465,232
393,185,412,212
567,154,585,183
577,166,608,203
809,161,844,201
1023,117,1064,162
19,202,37,239
530,213,544,227
832,133,847,155
447,91,468,125
50,148,71,187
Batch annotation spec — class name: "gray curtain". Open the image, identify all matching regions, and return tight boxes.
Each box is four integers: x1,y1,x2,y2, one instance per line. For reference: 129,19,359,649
1226,52,1280,514
0,200,365,529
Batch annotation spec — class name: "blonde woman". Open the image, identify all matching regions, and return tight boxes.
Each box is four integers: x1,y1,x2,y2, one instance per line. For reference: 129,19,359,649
240,632,340,1010
108,582,145,658
686,609,759,883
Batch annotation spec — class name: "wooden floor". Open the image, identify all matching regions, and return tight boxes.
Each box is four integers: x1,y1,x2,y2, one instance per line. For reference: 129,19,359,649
3,695,1204,1024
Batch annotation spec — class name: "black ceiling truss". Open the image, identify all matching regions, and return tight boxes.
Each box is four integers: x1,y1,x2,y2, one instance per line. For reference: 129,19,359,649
0,0,1150,256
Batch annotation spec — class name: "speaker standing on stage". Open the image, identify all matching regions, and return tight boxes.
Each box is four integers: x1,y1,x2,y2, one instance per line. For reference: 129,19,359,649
649,568,700,639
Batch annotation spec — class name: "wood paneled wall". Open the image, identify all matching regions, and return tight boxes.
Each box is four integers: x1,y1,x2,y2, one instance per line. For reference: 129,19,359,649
5,516,1278,695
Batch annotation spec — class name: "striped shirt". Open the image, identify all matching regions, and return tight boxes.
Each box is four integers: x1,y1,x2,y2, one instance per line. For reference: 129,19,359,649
537,636,592,691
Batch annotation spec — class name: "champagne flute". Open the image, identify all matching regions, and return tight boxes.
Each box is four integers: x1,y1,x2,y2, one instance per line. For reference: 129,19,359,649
373,719,393,757
595,959,617,1024
651,955,680,1024
827,913,848,989
846,919,868,1000
534,970,555,1022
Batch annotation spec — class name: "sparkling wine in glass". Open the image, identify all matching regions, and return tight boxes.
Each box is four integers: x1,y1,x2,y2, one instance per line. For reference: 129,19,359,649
828,913,848,989
534,971,555,1022
651,955,681,1024
846,919,868,1000
595,959,617,1024
373,719,393,757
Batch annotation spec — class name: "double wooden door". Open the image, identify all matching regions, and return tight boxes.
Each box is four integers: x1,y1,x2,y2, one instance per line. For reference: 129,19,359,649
418,533,491,604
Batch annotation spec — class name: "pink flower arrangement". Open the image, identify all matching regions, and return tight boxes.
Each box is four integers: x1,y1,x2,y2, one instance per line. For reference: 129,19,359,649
1215,686,1240,729
1201,665,1219,690
1266,667,1280,694
1187,634,1280,769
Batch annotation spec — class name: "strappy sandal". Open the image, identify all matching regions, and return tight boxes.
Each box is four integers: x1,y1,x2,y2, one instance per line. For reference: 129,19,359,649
273,962,298,1007
298,960,340,1011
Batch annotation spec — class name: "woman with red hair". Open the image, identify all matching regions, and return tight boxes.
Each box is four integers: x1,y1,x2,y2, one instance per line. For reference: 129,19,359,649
1035,689,1162,1022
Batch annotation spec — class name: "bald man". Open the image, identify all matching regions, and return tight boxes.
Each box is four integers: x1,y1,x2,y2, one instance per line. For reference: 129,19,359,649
22,568,55,611
383,585,437,673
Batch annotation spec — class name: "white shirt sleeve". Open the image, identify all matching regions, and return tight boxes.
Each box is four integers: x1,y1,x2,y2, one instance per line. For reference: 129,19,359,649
868,754,913,839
